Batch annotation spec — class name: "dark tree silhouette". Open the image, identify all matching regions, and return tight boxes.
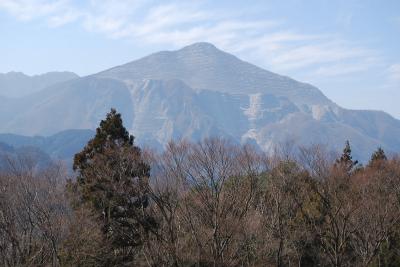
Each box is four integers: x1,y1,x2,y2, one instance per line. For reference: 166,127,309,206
369,147,387,166
335,140,359,173
71,108,156,265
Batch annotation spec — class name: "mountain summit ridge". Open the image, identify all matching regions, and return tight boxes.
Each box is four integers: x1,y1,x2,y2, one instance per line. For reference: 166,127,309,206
96,42,331,107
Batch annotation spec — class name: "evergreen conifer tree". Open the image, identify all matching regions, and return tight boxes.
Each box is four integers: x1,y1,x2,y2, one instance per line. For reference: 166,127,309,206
335,140,359,173
71,108,156,264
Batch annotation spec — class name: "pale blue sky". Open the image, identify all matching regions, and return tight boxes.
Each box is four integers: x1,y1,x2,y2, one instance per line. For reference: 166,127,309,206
0,0,399,118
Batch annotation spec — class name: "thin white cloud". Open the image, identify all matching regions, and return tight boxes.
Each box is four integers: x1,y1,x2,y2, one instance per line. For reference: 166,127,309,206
0,0,381,78
48,9,82,27
0,0,68,21
81,0,146,35
270,42,373,71
313,62,372,77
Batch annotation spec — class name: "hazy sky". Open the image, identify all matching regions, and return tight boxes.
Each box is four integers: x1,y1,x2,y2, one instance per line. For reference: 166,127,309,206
0,0,399,118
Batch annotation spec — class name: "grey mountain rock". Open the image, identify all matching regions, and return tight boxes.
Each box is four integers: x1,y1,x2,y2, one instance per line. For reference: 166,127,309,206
1,42,399,162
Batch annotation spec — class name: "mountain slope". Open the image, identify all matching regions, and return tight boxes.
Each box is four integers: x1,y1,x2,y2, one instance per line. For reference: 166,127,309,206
0,71,78,97
97,42,331,107
0,42,399,162
124,78,400,160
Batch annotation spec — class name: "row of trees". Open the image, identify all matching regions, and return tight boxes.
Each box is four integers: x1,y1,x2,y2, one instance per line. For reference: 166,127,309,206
1,109,400,266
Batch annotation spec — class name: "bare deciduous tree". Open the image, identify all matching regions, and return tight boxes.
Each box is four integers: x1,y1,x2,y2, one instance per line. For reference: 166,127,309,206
0,156,69,267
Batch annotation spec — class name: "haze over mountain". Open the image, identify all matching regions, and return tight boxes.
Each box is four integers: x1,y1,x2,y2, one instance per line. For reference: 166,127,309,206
0,141,54,172
0,71,78,97
1,42,399,162
0,129,94,161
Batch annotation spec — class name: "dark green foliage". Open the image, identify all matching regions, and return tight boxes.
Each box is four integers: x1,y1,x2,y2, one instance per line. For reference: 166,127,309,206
73,108,133,172
71,108,155,265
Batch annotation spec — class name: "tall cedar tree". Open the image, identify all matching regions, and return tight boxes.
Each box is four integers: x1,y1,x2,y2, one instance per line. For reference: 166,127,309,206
72,108,156,264
73,108,134,172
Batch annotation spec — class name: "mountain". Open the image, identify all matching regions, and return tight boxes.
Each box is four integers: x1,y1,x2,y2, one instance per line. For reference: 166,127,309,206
0,77,133,135
0,71,79,97
0,129,94,163
0,42,399,161
97,42,330,106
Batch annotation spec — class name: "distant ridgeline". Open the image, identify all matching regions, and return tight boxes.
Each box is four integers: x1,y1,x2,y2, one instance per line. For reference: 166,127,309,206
0,142,52,172
0,129,94,170
0,71,78,98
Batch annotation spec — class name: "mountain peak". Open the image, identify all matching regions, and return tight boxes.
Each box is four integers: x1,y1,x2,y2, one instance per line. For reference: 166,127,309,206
96,42,331,106
179,42,218,52
0,71,79,98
